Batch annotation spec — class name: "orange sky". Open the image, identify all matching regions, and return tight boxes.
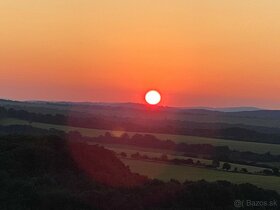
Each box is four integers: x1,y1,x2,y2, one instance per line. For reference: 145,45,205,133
0,1,280,108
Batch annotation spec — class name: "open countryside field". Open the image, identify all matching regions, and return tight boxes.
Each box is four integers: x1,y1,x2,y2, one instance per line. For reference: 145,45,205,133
122,159,280,192
1,118,280,155
106,145,269,173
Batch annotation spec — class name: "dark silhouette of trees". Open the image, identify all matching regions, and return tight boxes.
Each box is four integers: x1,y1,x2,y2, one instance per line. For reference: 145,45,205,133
240,168,248,173
131,152,141,159
212,159,220,168
272,167,279,175
83,132,280,164
263,169,274,176
222,162,231,171
0,124,279,210
160,154,168,161
0,123,279,170
120,152,127,158
2,106,280,144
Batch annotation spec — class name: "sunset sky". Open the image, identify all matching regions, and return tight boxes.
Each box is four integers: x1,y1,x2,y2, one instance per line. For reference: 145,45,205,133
0,1,280,108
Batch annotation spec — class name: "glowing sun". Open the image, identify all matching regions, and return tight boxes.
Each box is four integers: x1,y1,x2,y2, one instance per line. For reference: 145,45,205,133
145,90,161,105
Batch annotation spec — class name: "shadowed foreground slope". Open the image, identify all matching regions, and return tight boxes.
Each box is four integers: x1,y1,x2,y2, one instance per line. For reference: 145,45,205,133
0,125,279,210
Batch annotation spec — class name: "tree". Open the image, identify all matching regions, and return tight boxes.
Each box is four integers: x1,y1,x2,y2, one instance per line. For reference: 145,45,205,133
185,158,194,165
160,154,168,161
263,169,273,175
120,152,127,158
104,132,112,138
222,162,231,171
240,168,248,173
131,152,141,159
212,159,220,168
272,167,279,176
121,133,129,139
142,155,149,159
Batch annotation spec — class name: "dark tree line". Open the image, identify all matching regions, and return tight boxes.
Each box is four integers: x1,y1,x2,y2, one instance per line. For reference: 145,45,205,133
79,132,280,165
1,106,280,144
0,125,279,210
0,123,279,168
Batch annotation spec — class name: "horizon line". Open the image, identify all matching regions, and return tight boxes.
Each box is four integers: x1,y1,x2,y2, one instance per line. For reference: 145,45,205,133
1,98,278,111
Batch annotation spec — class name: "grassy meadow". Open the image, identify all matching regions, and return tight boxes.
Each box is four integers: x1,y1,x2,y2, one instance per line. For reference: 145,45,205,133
122,159,280,192
106,145,268,173
1,117,279,194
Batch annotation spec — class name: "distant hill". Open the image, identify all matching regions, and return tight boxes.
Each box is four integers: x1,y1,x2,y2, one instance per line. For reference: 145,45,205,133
1,105,280,144
184,106,263,112
1,99,280,128
0,99,266,112
27,101,264,112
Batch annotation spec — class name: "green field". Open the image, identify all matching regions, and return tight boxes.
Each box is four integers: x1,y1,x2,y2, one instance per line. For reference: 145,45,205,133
122,159,280,192
1,118,280,155
1,117,279,193
105,145,268,173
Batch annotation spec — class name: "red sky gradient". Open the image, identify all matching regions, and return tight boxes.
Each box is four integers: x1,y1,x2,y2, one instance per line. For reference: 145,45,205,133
0,1,280,108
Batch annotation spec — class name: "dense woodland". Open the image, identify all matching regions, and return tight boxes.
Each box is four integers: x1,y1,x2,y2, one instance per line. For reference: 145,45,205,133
0,125,280,209
1,123,280,166
1,106,280,144
85,132,280,164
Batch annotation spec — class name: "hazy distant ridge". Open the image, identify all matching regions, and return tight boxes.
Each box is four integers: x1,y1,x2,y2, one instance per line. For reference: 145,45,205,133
3,99,264,112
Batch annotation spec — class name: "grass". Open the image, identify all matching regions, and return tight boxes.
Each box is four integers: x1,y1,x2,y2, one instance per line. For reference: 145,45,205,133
105,145,268,173
1,118,279,192
1,118,280,155
121,159,280,192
